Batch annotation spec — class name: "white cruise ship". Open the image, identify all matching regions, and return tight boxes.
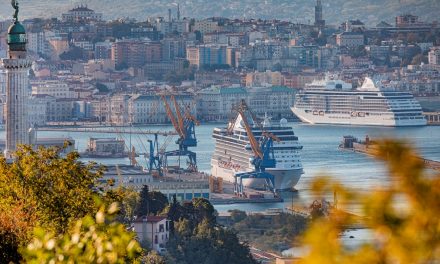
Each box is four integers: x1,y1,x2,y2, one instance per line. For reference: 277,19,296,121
211,114,303,191
291,77,427,127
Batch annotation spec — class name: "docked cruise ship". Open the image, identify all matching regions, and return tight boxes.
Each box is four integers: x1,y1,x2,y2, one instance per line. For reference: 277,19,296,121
291,77,427,126
211,114,303,191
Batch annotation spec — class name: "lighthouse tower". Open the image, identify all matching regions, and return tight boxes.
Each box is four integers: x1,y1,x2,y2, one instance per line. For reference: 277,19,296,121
2,1,32,158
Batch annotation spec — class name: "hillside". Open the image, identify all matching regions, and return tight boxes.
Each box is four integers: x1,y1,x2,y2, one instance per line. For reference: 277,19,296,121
1,0,439,26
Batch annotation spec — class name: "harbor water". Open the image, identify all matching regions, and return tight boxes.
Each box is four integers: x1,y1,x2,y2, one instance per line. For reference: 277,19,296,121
5,123,440,212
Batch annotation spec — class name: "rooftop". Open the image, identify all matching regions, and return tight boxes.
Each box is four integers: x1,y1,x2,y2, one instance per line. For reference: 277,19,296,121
134,216,167,223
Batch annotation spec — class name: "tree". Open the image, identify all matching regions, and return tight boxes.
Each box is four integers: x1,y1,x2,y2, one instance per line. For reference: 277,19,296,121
96,82,109,93
271,62,283,72
192,198,216,226
411,54,428,65
142,251,166,264
166,219,256,264
0,145,103,235
22,203,142,263
135,185,168,216
299,140,440,263
0,203,35,263
59,46,84,61
229,209,247,224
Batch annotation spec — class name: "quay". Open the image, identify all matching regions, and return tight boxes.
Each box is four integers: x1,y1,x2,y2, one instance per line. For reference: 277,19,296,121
340,135,440,171
37,126,177,136
424,112,440,125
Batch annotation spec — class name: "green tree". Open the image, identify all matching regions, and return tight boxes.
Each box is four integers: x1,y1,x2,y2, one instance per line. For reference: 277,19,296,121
299,140,440,263
192,198,216,226
22,203,142,263
59,46,84,61
142,251,166,264
411,54,428,65
0,145,103,235
166,219,256,264
229,209,247,224
136,185,168,216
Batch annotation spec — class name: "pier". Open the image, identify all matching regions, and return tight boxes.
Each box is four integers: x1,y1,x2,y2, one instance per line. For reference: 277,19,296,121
424,112,440,125
340,135,440,171
37,127,177,136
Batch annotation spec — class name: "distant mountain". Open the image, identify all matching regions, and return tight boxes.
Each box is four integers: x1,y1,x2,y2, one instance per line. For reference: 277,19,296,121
1,0,439,26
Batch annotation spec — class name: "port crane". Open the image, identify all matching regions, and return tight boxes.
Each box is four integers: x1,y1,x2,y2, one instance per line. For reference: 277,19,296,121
233,100,280,197
146,134,163,176
161,94,199,172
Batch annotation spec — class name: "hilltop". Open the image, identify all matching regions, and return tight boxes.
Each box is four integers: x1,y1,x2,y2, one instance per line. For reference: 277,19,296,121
1,0,439,26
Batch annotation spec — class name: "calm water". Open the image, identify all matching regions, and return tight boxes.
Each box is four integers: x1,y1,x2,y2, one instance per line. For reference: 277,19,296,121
5,123,439,212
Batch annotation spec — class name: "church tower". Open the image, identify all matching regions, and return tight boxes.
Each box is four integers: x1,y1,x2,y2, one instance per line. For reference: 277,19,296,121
314,0,325,29
2,0,32,157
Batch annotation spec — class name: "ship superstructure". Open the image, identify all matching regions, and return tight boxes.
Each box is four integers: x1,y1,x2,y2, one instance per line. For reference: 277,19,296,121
291,77,427,127
211,114,303,190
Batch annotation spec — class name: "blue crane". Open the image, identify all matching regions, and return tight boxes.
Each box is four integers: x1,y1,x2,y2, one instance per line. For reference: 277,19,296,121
161,94,199,172
146,134,163,176
233,100,280,196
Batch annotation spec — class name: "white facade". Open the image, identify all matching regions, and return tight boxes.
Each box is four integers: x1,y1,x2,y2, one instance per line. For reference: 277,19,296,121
133,216,170,252
336,32,364,48
31,80,74,99
28,95,52,126
428,47,440,65
2,58,32,155
129,94,195,124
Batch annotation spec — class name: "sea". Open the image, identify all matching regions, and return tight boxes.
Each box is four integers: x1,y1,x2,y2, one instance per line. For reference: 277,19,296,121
12,122,440,213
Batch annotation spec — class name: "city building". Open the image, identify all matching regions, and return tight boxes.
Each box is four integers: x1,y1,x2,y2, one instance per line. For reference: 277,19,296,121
95,41,112,60
129,94,195,124
28,94,53,126
31,80,74,99
133,216,170,252
61,5,103,22
196,85,296,121
186,45,227,69
111,40,161,68
196,86,247,121
193,19,222,34
336,32,364,48
429,47,440,66
245,71,283,87
395,14,430,28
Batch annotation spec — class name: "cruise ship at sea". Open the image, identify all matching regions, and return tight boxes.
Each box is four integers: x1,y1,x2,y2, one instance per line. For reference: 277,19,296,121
291,77,427,127
211,114,303,191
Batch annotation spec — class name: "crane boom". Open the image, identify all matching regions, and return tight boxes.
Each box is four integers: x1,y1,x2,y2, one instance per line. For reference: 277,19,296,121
171,95,185,138
237,107,263,159
161,95,183,137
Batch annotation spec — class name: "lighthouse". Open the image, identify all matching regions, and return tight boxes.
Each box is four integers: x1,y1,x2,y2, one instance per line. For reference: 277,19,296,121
2,0,32,158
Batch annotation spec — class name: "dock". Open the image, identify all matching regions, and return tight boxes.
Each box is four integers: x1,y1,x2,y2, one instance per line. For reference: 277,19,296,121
424,112,440,125
37,127,177,136
340,135,440,171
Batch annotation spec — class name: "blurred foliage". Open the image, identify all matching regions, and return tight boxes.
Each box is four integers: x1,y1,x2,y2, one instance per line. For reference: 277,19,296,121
0,145,102,234
299,140,440,263
22,202,142,263
0,146,142,263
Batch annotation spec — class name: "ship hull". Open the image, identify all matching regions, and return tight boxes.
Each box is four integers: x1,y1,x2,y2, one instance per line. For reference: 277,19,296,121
291,107,427,127
211,159,303,190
